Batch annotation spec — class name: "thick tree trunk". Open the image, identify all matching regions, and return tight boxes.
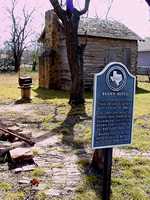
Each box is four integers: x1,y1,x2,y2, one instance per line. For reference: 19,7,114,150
64,13,85,105
67,47,85,105
69,75,84,105
14,56,21,72
49,0,90,106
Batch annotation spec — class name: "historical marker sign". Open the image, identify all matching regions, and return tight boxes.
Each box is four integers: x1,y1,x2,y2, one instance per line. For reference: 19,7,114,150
92,62,135,149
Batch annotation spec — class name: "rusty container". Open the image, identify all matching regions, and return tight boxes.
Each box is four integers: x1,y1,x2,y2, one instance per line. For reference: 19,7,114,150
18,77,32,101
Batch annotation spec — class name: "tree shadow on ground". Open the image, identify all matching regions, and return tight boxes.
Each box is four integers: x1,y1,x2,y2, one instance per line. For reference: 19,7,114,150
33,87,93,100
136,87,150,94
33,88,69,100
51,105,102,198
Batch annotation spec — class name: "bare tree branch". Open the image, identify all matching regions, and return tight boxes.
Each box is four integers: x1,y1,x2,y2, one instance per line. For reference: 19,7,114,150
49,0,66,21
78,0,90,15
105,0,114,19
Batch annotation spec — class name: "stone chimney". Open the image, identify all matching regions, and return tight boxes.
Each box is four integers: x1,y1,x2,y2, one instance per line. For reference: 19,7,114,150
45,10,61,50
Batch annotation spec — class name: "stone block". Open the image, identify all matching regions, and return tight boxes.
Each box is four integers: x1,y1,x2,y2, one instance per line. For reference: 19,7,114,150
10,147,33,161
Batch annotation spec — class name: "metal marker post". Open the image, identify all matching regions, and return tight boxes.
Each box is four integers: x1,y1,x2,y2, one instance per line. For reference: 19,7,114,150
102,148,113,200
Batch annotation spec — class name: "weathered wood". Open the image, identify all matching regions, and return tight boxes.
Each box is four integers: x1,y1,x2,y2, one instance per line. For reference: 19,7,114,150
0,128,35,146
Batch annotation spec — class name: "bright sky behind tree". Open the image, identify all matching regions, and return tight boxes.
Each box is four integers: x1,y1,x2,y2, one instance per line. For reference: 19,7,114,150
0,0,150,47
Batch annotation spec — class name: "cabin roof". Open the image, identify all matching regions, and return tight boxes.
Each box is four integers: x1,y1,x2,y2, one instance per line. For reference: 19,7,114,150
78,18,141,41
39,10,142,42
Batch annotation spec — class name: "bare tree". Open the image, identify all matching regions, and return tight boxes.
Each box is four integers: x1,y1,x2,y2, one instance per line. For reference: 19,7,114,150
49,0,90,105
105,0,114,19
7,0,34,72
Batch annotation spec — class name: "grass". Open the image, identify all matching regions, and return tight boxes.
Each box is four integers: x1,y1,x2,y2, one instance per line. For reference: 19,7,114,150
0,73,20,103
32,148,40,156
129,126,150,151
0,72,38,103
4,192,25,200
35,192,48,200
77,158,90,168
74,190,101,200
76,156,150,200
32,168,46,177
48,162,64,169
75,175,102,200
111,157,150,200
0,182,12,192
135,82,150,116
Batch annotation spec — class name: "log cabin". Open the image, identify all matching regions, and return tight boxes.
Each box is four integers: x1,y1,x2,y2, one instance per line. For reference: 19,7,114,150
38,10,141,90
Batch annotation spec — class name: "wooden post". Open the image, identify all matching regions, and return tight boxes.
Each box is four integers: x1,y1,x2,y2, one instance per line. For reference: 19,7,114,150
102,148,113,200
18,86,32,100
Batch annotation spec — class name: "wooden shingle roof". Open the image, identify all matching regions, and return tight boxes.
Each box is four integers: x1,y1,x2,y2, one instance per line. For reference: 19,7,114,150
79,18,141,41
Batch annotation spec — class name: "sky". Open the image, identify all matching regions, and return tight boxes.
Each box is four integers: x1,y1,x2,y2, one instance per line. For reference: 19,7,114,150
0,0,150,47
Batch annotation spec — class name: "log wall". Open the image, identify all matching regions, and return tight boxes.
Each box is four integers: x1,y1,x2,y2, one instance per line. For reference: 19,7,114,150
57,36,137,90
